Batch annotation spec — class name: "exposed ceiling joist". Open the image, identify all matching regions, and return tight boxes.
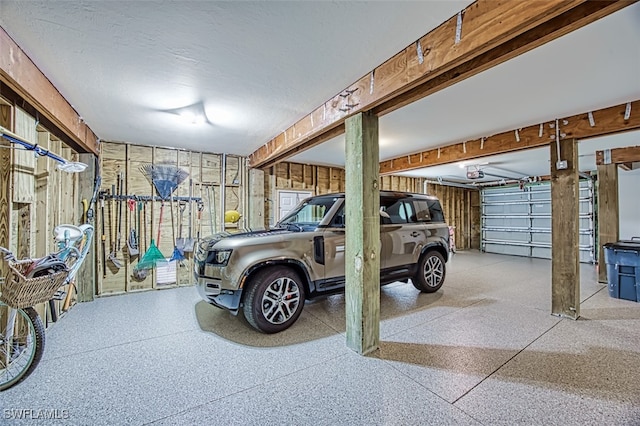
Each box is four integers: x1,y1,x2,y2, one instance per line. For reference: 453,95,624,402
380,100,640,175
0,27,99,155
596,144,640,165
248,0,637,169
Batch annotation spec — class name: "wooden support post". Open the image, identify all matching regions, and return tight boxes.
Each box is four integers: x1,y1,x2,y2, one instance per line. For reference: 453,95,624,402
345,111,380,355
550,138,580,319
596,163,619,283
77,153,96,302
247,168,265,229
0,104,11,251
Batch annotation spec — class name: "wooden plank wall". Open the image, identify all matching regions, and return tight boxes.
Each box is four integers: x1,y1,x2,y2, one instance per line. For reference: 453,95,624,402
425,183,480,251
379,175,424,192
0,102,78,325
98,141,243,296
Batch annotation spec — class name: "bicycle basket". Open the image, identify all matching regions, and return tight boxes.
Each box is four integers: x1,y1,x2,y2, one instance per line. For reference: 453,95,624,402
1,258,69,308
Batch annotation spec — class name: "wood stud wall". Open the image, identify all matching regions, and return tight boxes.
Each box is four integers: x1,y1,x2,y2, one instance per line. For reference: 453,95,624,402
98,141,243,296
422,184,478,251
0,101,79,324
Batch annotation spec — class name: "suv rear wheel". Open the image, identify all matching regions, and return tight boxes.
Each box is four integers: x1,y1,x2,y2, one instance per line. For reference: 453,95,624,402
242,266,306,333
412,250,446,293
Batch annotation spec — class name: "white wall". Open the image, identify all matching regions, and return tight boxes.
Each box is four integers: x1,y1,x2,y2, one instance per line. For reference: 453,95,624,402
579,130,640,241
619,168,640,240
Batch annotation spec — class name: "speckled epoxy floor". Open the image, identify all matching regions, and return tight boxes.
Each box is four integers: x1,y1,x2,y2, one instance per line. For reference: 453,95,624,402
3,251,639,425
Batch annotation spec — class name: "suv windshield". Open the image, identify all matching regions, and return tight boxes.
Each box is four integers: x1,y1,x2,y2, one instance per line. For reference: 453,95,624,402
277,196,339,229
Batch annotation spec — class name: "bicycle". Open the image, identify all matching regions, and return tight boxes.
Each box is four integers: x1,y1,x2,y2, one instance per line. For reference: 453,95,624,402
0,223,94,391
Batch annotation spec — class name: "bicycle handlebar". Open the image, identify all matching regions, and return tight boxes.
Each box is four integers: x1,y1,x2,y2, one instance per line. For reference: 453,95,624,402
0,224,94,285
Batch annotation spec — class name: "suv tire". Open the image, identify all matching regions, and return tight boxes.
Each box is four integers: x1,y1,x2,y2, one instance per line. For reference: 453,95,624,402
412,250,446,293
242,266,306,333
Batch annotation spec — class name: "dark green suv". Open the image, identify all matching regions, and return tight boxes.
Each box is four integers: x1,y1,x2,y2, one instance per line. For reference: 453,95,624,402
195,191,449,333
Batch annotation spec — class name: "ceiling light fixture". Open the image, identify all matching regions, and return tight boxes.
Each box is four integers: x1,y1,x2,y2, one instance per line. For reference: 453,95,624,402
164,102,209,125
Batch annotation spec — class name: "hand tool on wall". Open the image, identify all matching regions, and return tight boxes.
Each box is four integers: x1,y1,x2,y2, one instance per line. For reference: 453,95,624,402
137,201,143,252
157,200,164,245
139,163,189,200
142,201,147,253
175,201,186,252
126,199,139,256
134,198,166,276
116,172,124,252
208,185,217,234
108,184,122,269
196,199,204,240
170,193,185,262
100,195,107,278
184,179,195,252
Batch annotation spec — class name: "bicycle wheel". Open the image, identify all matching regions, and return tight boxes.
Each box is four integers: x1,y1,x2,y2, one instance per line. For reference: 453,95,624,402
0,302,45,391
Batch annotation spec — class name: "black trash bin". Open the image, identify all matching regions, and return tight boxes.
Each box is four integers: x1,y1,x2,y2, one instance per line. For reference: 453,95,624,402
603,239,640,302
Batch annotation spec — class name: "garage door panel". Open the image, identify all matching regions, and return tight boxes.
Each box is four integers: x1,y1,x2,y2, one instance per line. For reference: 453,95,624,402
484,243,531,257
481,181,594,263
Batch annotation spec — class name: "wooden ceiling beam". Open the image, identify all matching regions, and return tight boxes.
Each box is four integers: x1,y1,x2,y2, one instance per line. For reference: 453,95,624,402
0,26,99,155
380,100,640,175
596,144,640,166
248,0,637,169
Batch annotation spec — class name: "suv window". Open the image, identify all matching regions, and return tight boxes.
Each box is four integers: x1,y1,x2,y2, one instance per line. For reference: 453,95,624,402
382,200,403,224
414,200,431,222
279,196,336,227
380,197,445,224
381,198,415,224
427,199,445,222
330,204,345,227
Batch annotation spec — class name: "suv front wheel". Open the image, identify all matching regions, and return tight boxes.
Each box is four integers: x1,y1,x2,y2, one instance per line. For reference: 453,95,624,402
242,266,306,333
412,250,446,293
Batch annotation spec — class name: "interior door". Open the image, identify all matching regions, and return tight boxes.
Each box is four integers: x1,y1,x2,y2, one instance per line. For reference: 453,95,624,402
278,190,312,221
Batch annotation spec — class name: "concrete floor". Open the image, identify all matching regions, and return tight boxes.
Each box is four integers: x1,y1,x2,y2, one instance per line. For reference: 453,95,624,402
3,251,640,425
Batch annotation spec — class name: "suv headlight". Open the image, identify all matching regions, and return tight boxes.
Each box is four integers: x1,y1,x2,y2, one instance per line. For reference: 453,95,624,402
206,249,232,266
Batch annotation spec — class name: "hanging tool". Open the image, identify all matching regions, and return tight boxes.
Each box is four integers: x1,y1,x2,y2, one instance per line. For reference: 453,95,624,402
108,184,122,269
175,201,187,252
142,201,148,253
100,193,107,278
196,199,204,240
209,185,217,234
137,201,143,252
139,163,189,200
117,172,124,251
133,197,166,278
184,178,195,252
170,192,185,262
126,198,139,256
157,200,165,245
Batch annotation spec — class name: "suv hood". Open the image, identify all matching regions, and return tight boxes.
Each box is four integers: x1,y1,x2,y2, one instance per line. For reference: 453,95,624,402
198,228,298,251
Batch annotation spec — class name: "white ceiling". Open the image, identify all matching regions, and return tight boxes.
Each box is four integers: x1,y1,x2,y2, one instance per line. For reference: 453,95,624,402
0,1,639,184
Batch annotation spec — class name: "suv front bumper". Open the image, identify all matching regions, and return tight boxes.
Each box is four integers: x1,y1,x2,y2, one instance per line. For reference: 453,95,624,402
194,272,243,313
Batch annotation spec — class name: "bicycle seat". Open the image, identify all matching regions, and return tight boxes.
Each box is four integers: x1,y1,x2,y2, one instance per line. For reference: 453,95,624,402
53,224,83,243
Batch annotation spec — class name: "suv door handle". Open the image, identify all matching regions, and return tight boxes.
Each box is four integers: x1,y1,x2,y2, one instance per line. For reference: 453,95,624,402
410,231,421,237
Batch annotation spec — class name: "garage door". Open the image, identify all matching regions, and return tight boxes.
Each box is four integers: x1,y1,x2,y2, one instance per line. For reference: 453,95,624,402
481,180,595,263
